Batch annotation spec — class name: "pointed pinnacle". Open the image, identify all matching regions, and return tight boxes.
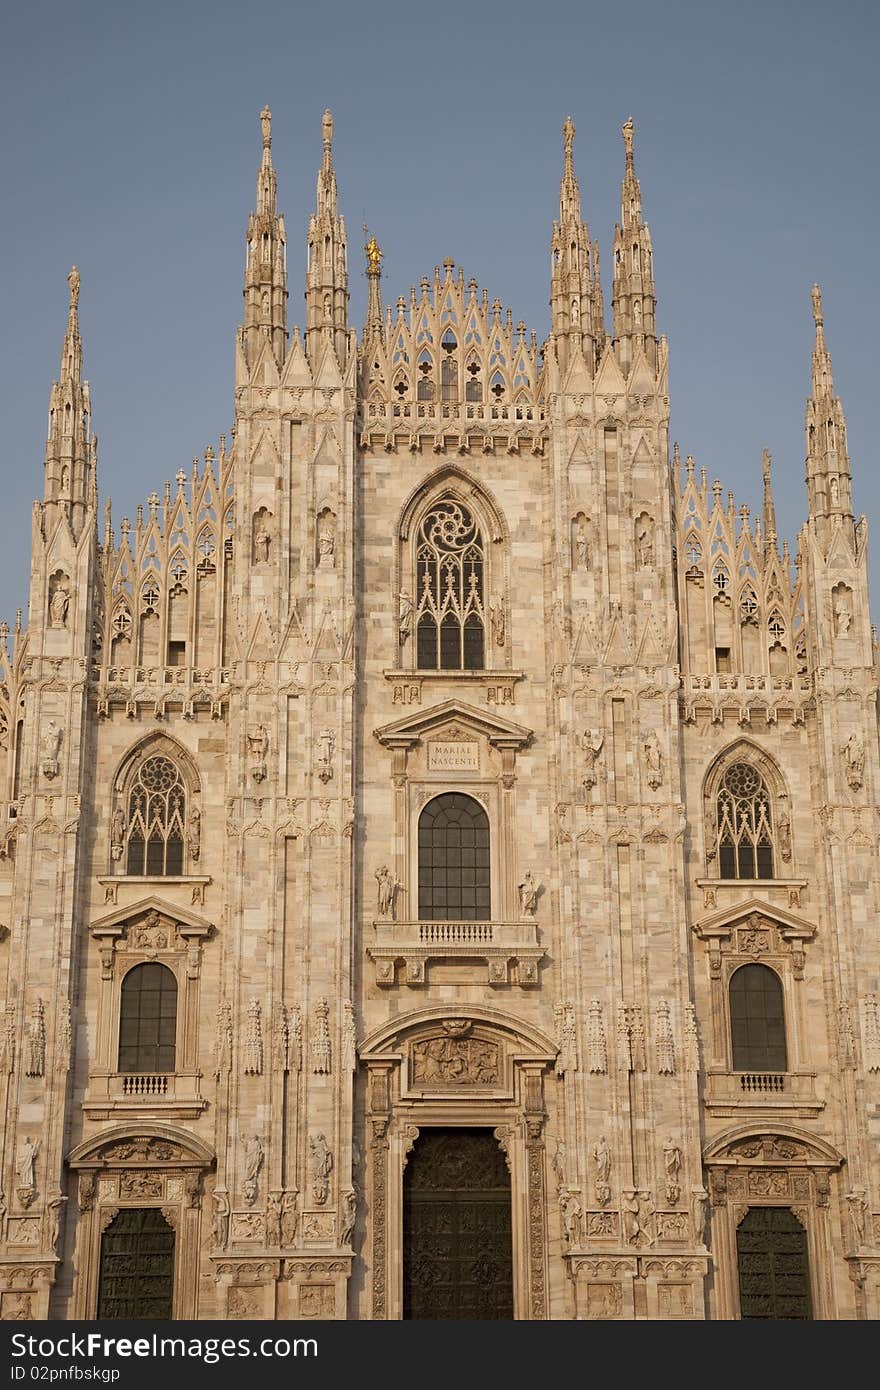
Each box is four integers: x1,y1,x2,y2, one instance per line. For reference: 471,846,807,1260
622,117,635,169
811,283,823,327
68,266,80,319
322,109,334,157
563,116,575,174
260,105,271,150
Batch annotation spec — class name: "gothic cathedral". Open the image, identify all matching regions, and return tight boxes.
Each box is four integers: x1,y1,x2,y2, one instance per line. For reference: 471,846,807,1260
1,109,878,1322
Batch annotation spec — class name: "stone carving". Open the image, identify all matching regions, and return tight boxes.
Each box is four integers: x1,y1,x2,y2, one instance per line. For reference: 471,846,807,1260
110,806,125,861
340,1189,357,1246
49,575,71,628
654,998,675,1075
315,729,335,783
25,999,45,1078
552,1138,567,1194
47,1192,67,1254
241,1134,263,1206
299,1285,335,1318
411,1030,500,1086
846,1188,868,1248
281,1191,298,1246
243,999,263,1076
684,1002,701,1073
272,1004,289,1072
252,510,271,564
290,1005,303,1072
838,1001,857,1069
16,1137,39,1207
316,509,336,568
214,1000,233,1076
643,729,663,790
844,732,864,790
56,997,71,1072
663,1138,682,1206
518,871,539,916
41,720,63,779
374,865,398,918
211,1189,230,1249
636,515,655,568
622,1189,654,1246
591,1135,612,1207
586,999,607,1074
311,998,331,1074
342,1001,356,1072
188,806,201,862
266,1192,282,1247
834,588,853,636
560,1191,583,1247
580,729,603,792
572,513,591,570
586,1282,622,1318
489,594,505,647
0,1000,14,1075
309,1134,333,1206
247,725,269,782
78,1173,96,1212
228,1287,261,1318
618,1004,646,1072
554,1000,578,1075
863,994,880,1072
398,591,414,644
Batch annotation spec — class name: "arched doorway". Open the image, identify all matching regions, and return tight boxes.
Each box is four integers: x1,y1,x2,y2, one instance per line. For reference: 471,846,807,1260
403,1128,513,1320
97,1207,176,1319
736,1206,812,1319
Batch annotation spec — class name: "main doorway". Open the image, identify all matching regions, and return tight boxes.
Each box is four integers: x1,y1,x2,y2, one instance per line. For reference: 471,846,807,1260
403,1127,513,1320
736,1206,812,1319
97,1207,176,1319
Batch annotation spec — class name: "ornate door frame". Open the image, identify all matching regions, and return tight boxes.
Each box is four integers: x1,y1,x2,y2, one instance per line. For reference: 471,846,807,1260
359,1006,555,1321
703,1124,844,1320
66,1123,214,1319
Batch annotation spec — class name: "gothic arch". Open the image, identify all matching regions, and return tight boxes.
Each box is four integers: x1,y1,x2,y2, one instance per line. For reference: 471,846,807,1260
397,465,508,544
112,732,201,798
702,739,792,878
702,738,788,804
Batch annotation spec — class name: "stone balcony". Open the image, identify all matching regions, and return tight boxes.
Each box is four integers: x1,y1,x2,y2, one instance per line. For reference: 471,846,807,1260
367,918,544,988
702,1069,823,1118
82,1070,207,1120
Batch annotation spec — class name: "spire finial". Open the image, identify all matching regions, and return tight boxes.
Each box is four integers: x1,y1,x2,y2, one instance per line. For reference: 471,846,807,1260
563,115,575,169
323,109,334,154
260,105,271,150
811,282,823,327
364,230,382,276
68,266,80,316
622,117,635,168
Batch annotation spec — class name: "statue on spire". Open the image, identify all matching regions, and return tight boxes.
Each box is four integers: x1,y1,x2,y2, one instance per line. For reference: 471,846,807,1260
260,105,272,150
364,232,382,274
622,118,635,164
323,109,334,149
68,266,80,312
811,283,823,325
563,116,575,165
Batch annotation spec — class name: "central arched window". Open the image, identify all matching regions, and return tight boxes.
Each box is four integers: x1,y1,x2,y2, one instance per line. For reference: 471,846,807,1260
418,793,490,920
416,500,485,670
729,963,787,1072
118,962,178,1073
126,756,186,876
717,763,774,879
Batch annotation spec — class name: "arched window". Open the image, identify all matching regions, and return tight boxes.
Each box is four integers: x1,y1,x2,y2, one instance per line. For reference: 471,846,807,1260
125,755,186,876
729,963,787,1072
717,762,774,879
416,500,485,670
118,962,178,1073
418,793,490,921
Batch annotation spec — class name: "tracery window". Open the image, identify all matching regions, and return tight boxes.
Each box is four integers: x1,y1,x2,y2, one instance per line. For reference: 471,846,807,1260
118,962,178,1073
729,963,787,1072
418,793,490,921
416,500,485,670
125,755,186,876
717,762,774,880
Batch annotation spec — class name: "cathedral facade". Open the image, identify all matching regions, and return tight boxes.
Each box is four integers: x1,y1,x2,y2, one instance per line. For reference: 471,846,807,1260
1,108,879,1322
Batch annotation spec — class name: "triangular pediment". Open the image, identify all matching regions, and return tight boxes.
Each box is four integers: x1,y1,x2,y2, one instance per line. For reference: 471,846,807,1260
693,896,816,941
375,698,532,748
88,895,214,939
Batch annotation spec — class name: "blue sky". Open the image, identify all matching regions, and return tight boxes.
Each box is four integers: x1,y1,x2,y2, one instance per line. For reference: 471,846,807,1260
2,0,878,621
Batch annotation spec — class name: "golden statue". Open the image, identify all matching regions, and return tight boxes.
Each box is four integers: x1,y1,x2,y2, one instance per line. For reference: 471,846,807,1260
365,235,382,273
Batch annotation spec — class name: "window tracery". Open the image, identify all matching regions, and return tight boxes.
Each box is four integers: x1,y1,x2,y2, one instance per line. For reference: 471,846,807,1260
716,762,774,880
415,500,486,671
124,755,187,876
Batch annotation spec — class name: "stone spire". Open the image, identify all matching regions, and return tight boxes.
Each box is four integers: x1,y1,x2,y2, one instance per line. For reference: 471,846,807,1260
805,284,852,524
363,229,384,345
550,117,599,374
44,267,95,537
612,119,657,374
242,105,288,368
762,448,778,555
305,109,349,368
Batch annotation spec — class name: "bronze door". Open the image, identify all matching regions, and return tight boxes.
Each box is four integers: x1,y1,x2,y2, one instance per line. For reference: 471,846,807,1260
97,1207,176,1319
404,1128,513,1320
736,1206,812,1319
